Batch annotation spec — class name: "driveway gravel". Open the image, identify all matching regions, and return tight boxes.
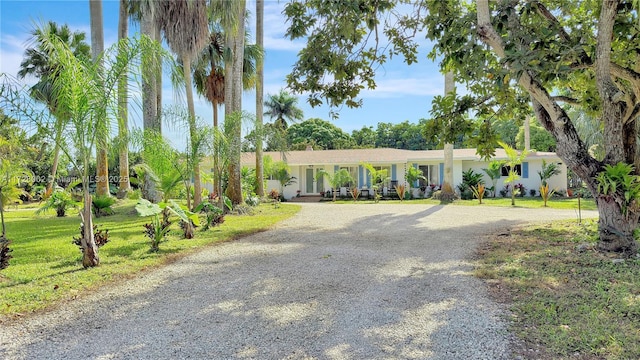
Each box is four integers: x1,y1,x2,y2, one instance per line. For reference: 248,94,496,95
0,203,596,359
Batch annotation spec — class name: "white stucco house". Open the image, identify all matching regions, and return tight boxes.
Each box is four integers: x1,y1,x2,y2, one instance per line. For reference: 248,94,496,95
237,147,567,200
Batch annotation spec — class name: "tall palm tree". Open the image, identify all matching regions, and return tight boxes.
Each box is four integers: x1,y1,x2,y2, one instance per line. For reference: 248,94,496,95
90,0,110,197
156,0,209,209
192,23,262,199
210,0,247,205
18,21,90,196
116,0,131,197
264,90,304,131
255,0,265,197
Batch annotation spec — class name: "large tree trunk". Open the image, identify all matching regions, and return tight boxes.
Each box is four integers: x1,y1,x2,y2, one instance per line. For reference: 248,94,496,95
183,57,202,209
255,0,265,197
81,184,99,267
476,0,637,254
155,23,162,131
117,0,131,198
596,197,639,253
90,0,110,197
141,11,158,133
225,0,246,205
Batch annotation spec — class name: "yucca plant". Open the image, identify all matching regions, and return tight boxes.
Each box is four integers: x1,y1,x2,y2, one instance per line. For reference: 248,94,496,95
471,183,485,204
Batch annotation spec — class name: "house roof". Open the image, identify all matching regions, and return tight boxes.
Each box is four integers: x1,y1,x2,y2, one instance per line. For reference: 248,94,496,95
239,148,561,166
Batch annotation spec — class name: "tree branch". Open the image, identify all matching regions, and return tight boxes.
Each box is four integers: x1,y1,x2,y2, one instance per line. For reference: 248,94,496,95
551,95,580,105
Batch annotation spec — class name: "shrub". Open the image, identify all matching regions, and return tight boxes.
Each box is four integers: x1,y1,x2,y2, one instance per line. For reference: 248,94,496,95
92,195,116,217
194,202,225,231
127,189,142,200
529,189,537,197
36,190,77,217
245,195,260,207
0,235,12,270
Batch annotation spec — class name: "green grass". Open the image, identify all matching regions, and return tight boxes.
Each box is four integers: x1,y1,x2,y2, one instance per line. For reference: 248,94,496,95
327,196,597,210
476,219,640,359
0,200,299,319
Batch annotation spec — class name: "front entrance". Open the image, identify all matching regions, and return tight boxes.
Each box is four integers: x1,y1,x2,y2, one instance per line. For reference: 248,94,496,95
304,168,325,195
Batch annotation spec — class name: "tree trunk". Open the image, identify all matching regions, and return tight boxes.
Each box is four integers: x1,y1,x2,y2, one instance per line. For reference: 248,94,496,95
90,0,110,198
225,0,246,205
46,138,61,196
0,192,5,237
524,115,531,151
442,71,455,198
81,185,99,267
213,100,220,197
141,11,158,133
183,56,202,209
155,23,162,132
255,0,265,197
117,0,131,198
596,196,639,254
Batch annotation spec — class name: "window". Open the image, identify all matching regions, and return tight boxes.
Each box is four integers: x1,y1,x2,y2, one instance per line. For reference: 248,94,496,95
418,165,438,187
501,164,521,176
372,166,391,186
340,166,357,187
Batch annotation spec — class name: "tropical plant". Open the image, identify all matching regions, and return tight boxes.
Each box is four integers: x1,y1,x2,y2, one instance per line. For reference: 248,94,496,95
194,202,224,231
17,21,90,196
0,235,11,271
92,195,116,217
500,142,529,206
595,163,640,217
1,25,169,267
315,169,354,202
482,160,503,198
471,183,485,204
135,199,172,252
264,90,304,131
168,200,200,239
350,187,359,202
394,184,407,201
157,0,209,208
271,162,297,195
538,159,560,187
36,190,77,217
72,224,109,251
540,183,555,207
362,162,389,202
457,168,485,200
405,166,426,188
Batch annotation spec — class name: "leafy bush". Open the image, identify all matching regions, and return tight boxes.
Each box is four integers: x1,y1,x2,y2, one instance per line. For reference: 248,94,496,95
458,169,485,199
0,235,12,270
127,189,142,200
245,195,260,207
92,195,116,217
36,190,77,217
194,202,225,231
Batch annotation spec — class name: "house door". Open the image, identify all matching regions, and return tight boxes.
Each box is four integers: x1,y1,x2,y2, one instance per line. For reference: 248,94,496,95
306,168,314,193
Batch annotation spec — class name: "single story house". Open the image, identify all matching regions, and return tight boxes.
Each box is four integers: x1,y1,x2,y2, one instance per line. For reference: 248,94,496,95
236,148,567,200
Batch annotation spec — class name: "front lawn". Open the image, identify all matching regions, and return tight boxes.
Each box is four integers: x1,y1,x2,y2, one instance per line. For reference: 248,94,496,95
476,219,640,359
0,200,299,319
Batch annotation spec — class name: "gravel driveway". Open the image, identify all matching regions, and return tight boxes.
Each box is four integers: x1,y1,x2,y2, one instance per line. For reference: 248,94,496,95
0,203,596,360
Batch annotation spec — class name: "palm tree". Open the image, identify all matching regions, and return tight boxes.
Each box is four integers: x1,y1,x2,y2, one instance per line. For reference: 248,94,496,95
156,0,209,209
255,0,265,197
3,25,166,267
264,90,304,131
441,71,456,200
116,0,131,197
17,21,90,196
90,0,111,198
210,0,247,205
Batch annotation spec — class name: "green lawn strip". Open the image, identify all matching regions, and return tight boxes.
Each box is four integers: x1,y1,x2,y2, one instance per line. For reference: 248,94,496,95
0,200,299,319
326,196,596,210
476,219,640,359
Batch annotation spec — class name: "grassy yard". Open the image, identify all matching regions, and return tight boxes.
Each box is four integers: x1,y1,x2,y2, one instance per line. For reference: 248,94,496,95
0,200,299,320
476,219,640,359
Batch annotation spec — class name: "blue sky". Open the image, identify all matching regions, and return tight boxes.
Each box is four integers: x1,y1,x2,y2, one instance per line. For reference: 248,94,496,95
0,0,446,144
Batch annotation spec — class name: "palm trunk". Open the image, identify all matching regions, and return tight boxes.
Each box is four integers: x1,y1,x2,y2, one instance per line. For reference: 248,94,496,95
255,0,265,197
183,57,202,209
213,100,220,197
141,13,158,133
90,0,110,198
81,182,99,267
442,71,455,197
155,23,162,131
46,139,61,196
117,0,131,198
0,193,6,237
